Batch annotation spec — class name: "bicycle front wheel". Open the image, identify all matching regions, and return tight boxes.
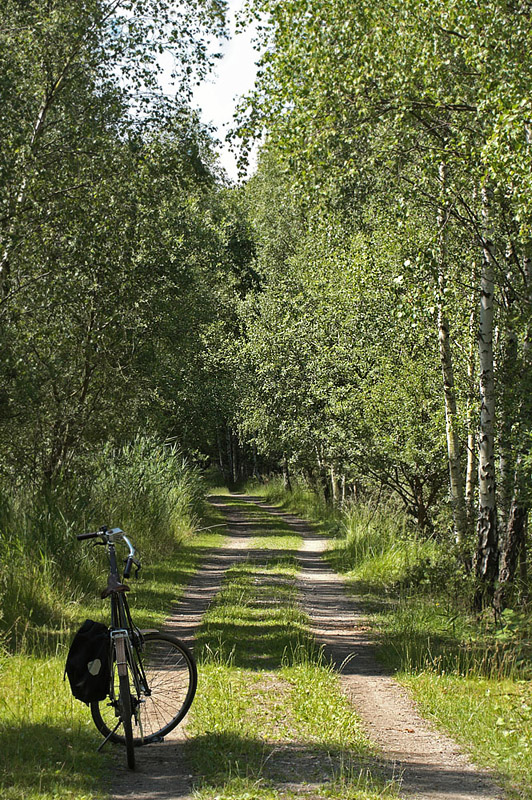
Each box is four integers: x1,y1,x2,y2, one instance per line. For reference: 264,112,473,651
91,632,197,745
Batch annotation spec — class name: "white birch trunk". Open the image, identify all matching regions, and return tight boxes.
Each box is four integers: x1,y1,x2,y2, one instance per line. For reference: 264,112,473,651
330,465,340,506
474,187,498,602
465,287,477,525
437,163,468,551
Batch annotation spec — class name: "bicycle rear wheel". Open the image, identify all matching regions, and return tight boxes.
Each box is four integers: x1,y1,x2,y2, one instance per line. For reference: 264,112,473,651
91,632,197,745
118,670,135,769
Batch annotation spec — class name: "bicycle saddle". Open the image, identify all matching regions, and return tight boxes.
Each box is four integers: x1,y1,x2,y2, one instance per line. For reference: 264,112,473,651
101,573,130,598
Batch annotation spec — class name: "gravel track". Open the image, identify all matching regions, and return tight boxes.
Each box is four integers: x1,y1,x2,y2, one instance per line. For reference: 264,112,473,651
109,497,252,799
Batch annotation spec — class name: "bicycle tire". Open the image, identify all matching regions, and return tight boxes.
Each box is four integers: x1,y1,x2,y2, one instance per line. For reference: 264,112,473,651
119,670,135,769
91,632,197,745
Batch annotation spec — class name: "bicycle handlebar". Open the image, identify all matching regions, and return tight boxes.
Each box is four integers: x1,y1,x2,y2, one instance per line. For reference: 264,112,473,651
77,527,140,574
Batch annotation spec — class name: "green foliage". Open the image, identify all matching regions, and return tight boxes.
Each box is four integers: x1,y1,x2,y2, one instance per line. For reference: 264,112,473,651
236,0,532,592
239,171,452,529
0,0,247,496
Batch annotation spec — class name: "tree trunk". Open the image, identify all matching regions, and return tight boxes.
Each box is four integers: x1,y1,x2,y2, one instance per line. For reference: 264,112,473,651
497,251,519,534
283,454,292,492
232,433,239,483
330,465,340,506
437,164,468,554
474,187,498,608
217,428,225,474
252,443,260,480
465,281,478,530
411,476,433,536
496,250,532,609
495,491,527,610
226,426,234,485
519,517,528,602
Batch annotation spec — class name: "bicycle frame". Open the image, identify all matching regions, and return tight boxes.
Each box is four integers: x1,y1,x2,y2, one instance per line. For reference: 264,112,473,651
105,541,150,714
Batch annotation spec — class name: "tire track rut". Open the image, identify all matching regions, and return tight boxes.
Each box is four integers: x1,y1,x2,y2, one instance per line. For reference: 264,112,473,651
109,497,253,799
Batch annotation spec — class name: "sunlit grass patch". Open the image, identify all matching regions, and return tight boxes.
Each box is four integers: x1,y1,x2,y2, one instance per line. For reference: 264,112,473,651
281,660,371,751
0,653,109,800
400,672,532,798
251,534,302,550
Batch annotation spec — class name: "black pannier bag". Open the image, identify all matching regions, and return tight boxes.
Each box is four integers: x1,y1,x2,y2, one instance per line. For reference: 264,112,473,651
65,619,110,704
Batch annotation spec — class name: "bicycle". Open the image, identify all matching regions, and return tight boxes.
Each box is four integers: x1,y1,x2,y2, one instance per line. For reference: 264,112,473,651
77,526,197,770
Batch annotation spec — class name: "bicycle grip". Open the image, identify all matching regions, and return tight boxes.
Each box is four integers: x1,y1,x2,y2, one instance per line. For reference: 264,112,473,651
123,555,134,578
77,531,100,540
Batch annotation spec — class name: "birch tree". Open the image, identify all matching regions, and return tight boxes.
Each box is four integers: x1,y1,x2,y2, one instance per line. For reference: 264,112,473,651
473,189,499,604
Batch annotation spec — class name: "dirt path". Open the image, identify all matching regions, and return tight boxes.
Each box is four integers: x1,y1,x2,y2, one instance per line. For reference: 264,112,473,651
108,495,505,800
250,497,504,800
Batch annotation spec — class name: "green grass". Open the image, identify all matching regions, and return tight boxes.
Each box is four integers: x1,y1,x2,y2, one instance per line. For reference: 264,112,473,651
0,653,110,800
0,501,226,800
369,596,532,795
186,496,398,800
399,672,532,797
245,477,339,531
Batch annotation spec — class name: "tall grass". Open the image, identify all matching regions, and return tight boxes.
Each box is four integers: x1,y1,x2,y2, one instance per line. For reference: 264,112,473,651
91,435,205,559
330,503,452,594
0,435,205,652
247,475,338,527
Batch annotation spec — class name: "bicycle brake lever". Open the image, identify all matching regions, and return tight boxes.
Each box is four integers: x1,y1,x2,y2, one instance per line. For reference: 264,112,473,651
134,563,141,579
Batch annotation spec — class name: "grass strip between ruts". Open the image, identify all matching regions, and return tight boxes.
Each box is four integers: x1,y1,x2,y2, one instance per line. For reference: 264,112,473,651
186,496,399,800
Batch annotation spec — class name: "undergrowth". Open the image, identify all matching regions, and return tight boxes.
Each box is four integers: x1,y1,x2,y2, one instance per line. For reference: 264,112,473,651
0,435,205,649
